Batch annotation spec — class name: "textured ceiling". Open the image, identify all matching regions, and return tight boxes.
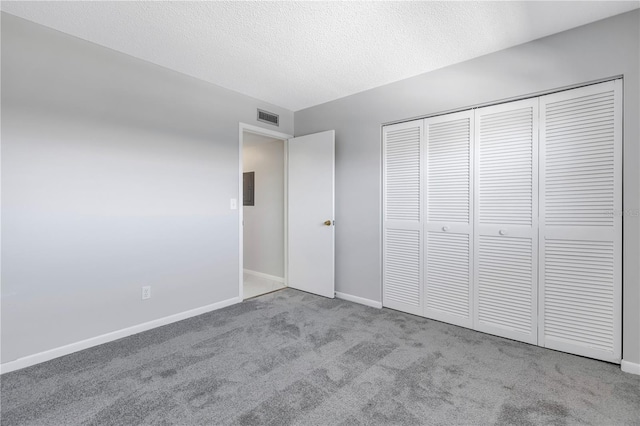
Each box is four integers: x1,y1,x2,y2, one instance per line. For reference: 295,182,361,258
2,1,638,111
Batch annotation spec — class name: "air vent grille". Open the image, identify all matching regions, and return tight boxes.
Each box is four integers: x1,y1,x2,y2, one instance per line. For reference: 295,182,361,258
257,109,279,126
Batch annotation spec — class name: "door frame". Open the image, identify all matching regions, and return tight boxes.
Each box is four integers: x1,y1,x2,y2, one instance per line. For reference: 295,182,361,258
238,123,293,301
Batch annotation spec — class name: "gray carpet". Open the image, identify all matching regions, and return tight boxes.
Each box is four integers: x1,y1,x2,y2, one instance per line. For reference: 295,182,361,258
1,288,639,425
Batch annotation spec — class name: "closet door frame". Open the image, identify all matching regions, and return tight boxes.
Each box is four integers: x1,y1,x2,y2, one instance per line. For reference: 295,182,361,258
380,77,622,365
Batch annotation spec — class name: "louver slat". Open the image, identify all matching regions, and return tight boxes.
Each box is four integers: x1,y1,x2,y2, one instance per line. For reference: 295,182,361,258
383,121,423,315
385,229,421,306
544,90,615,227
385,126,421,222
544,240,614,351
539,80,621,363
478,106,533,226
427,117,471,223
477,236,533,334
426,232,471,320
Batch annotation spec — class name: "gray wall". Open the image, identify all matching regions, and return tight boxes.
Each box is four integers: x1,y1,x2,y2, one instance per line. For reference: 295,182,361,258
295,10,640,364
243,135,285,278
0,13,293,363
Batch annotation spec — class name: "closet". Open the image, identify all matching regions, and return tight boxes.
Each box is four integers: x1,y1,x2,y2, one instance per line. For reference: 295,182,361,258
382,79,622,363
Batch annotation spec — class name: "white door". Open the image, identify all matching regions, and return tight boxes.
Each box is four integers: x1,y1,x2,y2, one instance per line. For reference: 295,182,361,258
539,80,622,362
424,111,474,328
474,98,539,345
287,130,335,298
382,120,424,316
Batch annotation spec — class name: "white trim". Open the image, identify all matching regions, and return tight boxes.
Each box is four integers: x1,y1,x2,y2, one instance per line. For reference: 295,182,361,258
335,291,383,309
241,123,293,140
621,360,640,375
239,125,244,301
283,138,289,291
243,269,285,283
239,123,292,302
379,126,384,307
0,297,240,375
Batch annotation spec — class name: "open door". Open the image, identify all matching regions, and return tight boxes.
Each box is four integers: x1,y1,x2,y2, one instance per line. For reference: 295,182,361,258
287,130,335,298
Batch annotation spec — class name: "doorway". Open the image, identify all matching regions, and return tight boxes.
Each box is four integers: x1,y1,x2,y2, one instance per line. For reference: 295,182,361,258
239,123,336,301
239,124,291,300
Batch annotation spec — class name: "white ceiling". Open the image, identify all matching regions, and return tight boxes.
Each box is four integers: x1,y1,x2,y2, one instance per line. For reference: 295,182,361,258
2,1,638,111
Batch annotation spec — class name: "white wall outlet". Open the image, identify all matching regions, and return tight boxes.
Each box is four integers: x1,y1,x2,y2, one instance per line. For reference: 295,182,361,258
230,198,238,210
142,286,151,300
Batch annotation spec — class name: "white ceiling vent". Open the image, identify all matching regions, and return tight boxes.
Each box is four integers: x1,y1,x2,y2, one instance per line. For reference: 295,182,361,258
257,109,279,126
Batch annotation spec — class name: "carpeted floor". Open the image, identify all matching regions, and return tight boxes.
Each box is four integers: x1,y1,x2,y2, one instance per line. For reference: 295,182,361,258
1,288,639,425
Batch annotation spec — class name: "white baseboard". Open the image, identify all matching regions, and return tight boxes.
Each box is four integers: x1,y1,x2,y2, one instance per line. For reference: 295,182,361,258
0,296,241,375
335,291,382,309
243,269,285,283
621,359,640,375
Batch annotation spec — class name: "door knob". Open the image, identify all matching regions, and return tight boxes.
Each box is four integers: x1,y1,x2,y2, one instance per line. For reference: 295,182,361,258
499,229,508,235
324,220,332,226
442,226,449,232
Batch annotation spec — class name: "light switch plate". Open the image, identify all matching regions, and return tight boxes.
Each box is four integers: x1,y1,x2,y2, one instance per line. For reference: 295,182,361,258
230,198,238,210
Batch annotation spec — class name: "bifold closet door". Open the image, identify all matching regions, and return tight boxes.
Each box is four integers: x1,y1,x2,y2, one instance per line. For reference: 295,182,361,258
424,111,474,327
474,98,539,344
382,120,423,315
539,80,622,362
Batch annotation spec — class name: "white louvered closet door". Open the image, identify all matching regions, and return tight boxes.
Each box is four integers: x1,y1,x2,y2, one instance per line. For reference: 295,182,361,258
474,98,539,344
539,80,622,362
424,111,474,327
383,120,424,315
